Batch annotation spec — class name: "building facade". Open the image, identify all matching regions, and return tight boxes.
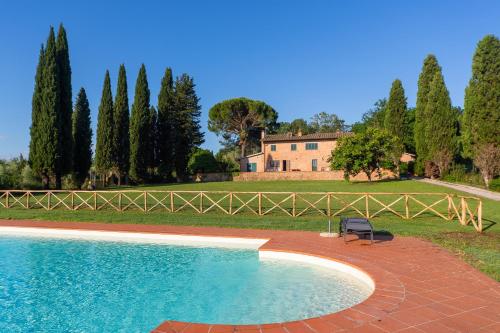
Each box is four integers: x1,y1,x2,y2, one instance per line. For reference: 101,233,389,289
239,131,351,173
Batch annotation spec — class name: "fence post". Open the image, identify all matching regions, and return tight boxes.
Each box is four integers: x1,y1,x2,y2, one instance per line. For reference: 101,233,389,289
47,191,51,210
477,200,483,232
447,195,452,220
26,191,30,209
144,191,147,212
118,192,122,211
229,192,233,215
258,192,262,215
365,194,369,218
200,192,204,213
71,192,75,210
292,193,296,217
327,193,331,217
405,194,409,219
460,197,466,225
5,191,9,208
93,192,97,210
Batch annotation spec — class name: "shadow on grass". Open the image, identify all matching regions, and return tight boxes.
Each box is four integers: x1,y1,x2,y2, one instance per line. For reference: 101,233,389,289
482,218,497,232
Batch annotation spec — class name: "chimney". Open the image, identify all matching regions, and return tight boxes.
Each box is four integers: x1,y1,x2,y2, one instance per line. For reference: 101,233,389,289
261,129,265,153
297,129,302,137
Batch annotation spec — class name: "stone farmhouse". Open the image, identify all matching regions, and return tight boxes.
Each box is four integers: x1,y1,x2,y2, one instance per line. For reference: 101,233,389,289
236,130,400,181
238,130,351,177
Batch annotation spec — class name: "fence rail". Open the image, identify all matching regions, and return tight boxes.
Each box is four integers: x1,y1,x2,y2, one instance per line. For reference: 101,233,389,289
0,190,483,232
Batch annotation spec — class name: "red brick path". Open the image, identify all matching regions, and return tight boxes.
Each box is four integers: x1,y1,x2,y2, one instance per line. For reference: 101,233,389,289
0,220,498,333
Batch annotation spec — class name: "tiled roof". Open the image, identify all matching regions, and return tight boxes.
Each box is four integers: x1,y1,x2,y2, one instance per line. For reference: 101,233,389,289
262,131,352,142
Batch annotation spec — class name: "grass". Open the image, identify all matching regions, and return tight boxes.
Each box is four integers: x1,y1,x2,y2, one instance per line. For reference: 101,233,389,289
0,180,498,280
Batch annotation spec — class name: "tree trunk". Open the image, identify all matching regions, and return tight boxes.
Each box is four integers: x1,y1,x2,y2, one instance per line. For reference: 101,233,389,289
55,173,62,190
117,172,122,186
240,139,247,158
482,173,490,189
42,173,50,189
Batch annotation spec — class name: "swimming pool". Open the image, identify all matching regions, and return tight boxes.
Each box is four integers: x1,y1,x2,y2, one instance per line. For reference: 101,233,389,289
0,233,372,332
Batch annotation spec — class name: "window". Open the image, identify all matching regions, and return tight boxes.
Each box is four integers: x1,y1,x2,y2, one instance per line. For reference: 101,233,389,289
269,160,280,171
291,143,297,151
312,159,318,171
305,142,318,150
247,163,257,172
270,144,276,151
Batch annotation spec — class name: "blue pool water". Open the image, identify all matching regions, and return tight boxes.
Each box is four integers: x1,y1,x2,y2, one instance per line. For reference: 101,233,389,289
0,236,371,332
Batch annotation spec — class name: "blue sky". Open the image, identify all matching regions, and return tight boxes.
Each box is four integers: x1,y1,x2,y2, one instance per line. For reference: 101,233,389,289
0,0,498,158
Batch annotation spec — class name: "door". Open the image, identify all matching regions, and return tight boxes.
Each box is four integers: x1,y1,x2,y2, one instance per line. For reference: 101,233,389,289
247,163,257,172
282,160,287,171
312,159,318,171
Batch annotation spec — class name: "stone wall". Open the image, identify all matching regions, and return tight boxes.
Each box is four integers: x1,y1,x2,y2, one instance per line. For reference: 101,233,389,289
191,173,233,182
233,170,396,182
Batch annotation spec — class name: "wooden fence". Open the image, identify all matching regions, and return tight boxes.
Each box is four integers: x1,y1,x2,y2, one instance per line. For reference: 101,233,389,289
0,190,483,232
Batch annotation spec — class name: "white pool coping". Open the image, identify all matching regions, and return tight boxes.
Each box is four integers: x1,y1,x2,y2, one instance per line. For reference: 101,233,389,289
259,250,375,291
0,226,269,249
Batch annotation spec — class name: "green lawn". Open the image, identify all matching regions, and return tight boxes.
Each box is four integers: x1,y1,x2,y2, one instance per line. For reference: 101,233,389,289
0,180,499,280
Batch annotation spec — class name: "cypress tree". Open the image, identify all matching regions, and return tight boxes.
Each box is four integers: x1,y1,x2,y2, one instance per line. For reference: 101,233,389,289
148,106,159,175
113,64,130,185
173,74,204,180
463,35,500,154
55,24,73,188
157,68,176,179
29,45,51,188
129,64,151,183
425,72,457,174
415,55,441,174
95,71,114,179
384,79,407,141
463,35,500,187
39,27,60,188
72,88,92,187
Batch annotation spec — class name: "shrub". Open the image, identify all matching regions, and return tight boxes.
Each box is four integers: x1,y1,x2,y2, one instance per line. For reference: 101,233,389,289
187,149,219,174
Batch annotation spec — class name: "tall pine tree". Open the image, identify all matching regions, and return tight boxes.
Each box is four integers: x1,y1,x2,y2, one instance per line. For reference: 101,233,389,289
148,106,159,175
415,55,441,174
55,24,73,188
129,64,151,183
72,88,92,187
95,71,115,179
173,74,204,180
463,35,500,187
156,68,176,179
425,72,457,175
113,64,130,185
384,79,407,141
29,44,53,188
39,27,60,188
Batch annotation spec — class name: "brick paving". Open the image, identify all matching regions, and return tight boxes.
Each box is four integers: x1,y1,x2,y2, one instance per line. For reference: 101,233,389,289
0,220,498,333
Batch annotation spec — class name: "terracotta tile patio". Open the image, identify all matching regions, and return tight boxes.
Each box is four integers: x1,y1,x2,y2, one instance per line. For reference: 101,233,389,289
1,219,498,333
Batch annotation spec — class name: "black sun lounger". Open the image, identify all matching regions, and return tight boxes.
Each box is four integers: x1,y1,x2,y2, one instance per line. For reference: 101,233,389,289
340,217,374,244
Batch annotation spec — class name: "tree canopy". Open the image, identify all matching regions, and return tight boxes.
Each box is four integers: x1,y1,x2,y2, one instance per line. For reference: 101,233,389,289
129,64,152,183
351,99,387,133
95,71,115,175
415,55,441,173
188,149,219,174
156,68,176,178
309,112,346,133
425,71,458,174
463,35,500,187
329,128,398,181
71,88,92,187
208,97,277,157
112,64,130,183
